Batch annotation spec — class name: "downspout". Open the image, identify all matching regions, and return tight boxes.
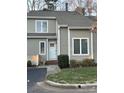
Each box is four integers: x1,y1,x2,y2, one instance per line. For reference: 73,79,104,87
68,27,70,64
91,31,94,59
47,39,48,60
57,26,60,55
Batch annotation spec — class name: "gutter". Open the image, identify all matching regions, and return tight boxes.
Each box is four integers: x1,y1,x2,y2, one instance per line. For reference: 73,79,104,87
69,26,92,30
27,16,56,19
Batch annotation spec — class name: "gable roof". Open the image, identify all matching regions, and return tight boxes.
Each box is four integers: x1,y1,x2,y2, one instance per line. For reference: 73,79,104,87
27,10,93,27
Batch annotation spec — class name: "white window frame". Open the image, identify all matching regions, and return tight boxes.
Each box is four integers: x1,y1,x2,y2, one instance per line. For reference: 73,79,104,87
72,38,89,56
35,20,48,33
39,41,46,55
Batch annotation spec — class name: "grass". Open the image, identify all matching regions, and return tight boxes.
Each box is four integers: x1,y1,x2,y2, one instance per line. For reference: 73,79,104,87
47,67,97,84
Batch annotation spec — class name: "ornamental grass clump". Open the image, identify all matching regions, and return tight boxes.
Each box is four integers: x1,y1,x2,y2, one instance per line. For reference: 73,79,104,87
82,58,95,67
70,60,82,68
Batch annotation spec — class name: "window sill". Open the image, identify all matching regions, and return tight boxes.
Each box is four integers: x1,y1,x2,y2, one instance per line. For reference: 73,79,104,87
72,54,89,56
35,32,48,33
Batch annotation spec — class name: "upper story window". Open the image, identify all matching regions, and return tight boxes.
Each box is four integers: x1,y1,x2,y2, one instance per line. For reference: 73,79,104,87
35,20,48,33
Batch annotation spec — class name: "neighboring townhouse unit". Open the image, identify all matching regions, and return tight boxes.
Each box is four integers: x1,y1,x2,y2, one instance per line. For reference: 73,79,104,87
27,10,97,64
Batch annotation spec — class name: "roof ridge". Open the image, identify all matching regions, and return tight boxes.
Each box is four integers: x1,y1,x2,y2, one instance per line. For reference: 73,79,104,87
27,10,94,27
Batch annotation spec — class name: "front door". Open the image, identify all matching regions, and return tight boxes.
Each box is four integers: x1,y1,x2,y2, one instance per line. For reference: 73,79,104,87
48,42,57,60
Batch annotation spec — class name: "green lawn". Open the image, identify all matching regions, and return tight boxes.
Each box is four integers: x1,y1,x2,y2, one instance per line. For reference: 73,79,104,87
47,67,97,84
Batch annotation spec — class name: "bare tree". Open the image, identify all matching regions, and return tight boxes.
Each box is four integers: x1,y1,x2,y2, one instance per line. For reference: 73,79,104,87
27,0,45,12
27,0,60,12
66,0,97,16
86,0,93,16
93,0,97,13
27,0,97,16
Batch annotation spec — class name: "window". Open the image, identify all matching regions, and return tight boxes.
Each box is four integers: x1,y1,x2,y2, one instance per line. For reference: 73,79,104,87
73,38,89,55
81,39,88,54
50,43,54,47
74,39,80,54
36,20,48,33
39,41,46,55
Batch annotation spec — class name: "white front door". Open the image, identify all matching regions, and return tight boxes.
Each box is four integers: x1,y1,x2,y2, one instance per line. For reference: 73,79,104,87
48,42,57,60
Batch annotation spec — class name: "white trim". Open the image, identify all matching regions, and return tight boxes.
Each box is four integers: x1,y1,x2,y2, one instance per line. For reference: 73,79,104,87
59,25,68,27
80,38,82,55
57,26,60,55
58,25,90,29
69,26,91,29
39,41,46,55
91,32,94,59
72,38,89,56
27,16,56,19
87,38,90,56
27,36,57,39
37,54,39,66
47,39,48,60
35,20,48,33
56,20,58,34
59,26,91,30
68,27,70,64
48,41,57,60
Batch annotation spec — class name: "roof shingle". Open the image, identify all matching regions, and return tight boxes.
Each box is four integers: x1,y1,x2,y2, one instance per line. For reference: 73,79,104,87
27,10,93,27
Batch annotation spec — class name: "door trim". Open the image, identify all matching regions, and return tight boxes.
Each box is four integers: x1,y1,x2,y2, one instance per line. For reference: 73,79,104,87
48,42,57,60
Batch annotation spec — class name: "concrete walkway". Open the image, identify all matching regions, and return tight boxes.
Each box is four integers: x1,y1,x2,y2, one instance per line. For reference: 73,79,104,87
38,65,61,75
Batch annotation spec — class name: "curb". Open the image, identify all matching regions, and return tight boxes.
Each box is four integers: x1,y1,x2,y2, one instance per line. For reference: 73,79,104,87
45,80,97,89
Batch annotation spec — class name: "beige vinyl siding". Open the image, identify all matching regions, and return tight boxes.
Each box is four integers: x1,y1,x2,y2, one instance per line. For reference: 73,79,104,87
27,39,47,60
27,19,35,33
93,32,97,62
70,29,91,61
60,27,68,55
27,19,56,33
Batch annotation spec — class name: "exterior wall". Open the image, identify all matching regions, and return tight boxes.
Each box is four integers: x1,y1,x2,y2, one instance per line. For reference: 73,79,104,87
70,29,91,61
93,32,97,62
27,38,57,61
27,38,47,61
27,18,56,33
27,19,35,33
60,27,68,55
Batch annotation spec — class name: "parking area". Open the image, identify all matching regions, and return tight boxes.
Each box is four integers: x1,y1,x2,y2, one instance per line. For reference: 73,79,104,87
27,67,47,87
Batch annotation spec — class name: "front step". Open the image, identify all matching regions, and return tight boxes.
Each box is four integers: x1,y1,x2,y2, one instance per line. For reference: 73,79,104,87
45,60,58,65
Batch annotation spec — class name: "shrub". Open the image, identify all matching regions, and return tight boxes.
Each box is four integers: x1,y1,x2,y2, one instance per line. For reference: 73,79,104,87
70,60,82,68
27,60,32,67
92,62,97,66
70,60,76,67
82,58,94,67
58,55,69,69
